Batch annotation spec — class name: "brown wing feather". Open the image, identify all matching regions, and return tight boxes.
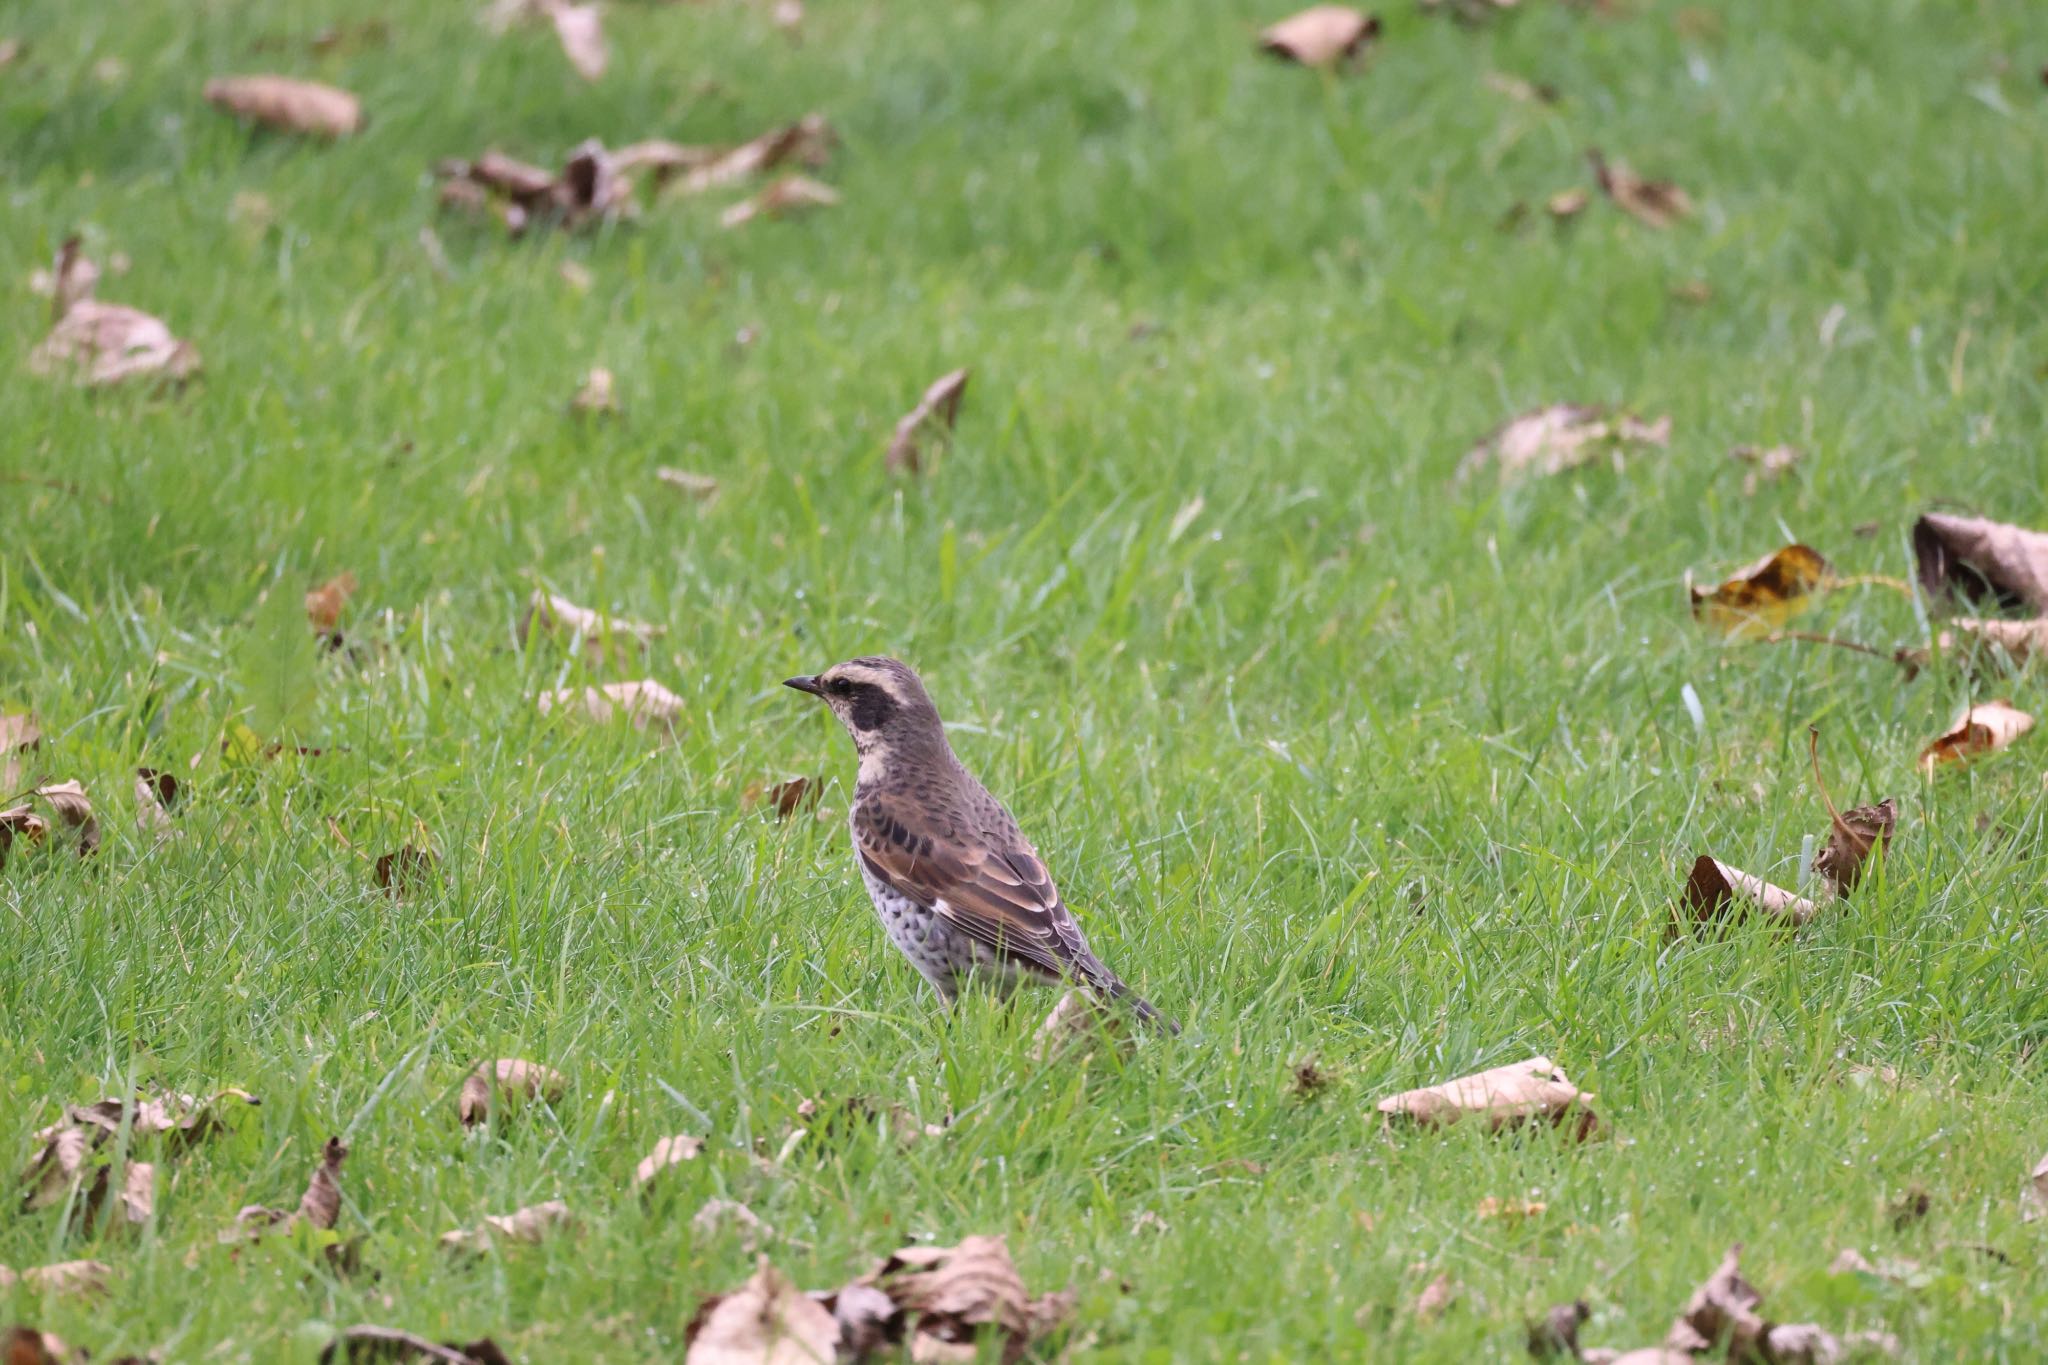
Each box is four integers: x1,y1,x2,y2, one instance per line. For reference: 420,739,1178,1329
853,798,1099,984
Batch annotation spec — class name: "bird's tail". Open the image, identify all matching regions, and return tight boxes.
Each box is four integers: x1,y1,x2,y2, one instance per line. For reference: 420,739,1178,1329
1094,971,1180,1036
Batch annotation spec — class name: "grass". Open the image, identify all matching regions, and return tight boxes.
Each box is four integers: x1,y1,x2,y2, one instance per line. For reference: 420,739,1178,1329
4,0,2048,1357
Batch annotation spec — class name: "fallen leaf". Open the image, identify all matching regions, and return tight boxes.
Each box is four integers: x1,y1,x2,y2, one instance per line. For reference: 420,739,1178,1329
456,1059,566,1127
1931,616,2048,668
0,1261,109,1297
720,174,839,229
2023,1149,2048,1223
865,1235,1074,1365
1527,1301,1589,1358
1545,187,1589,219
657,467,721,502
548,1,607,80
633,1134,705,1190
684,1258,843,1365
1414,1272,1456,1321
1458,404,1670,483
569,366,618,415
1589,148,1691,228
612,140,721,187
817,1283,899,1360
1259,6,1380,67
298,1136,347,1229
0,805,49,866
674,115,836,196
134,768,178,835
305,572,356,631
439,1199,572,1254
1730,443,1801,496
3,782,100,861
317,1327,510,1364
20,1090,257,1222
117,1160,154,1224
1806,727,1893,897
536,679,684,732
1664,1245,1763,1354
743,776,820,819
1912,512,2048,614
522,590,663,654
0,1329,82,1365
1687,544,1831,638
30,266,199,388
435,139,635,236
1678,855,1819,930
886,368,970,474
1375,1055,1598,1141
1918,700,2034,774
374,846,438,898
204,75,364,138
1475,1196,1546,1221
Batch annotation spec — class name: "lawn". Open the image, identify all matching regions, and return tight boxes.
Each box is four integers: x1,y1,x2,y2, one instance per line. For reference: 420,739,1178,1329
4,0,2048,1359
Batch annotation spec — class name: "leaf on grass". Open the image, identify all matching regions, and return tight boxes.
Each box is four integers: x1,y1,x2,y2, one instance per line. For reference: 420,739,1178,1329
1931,616,2048,668
1806,727,1893,897
633,1134,705,1190
1589,148,1691,228
2023,1149,2048,1223
29,243,199,388
204,75,364,138
1687,544,1830,637
1912,512,2048,614
1657,1245,1896,1362
1258,7,1380,67
31,782,98,856
436,139,634,236
1918,700,2034,774
374,846,438,898
536,680,684,733
1678,855,1819,930
1375,1056,1598,1141
570,365,619,415
612,140,722,187
548,2,607,80
0,1329,84,1365
134,768,178,835
743,777,820,819
684,1258,844,1365
1457,404,1669,483
457,1059,566,1127
1730,443,1801,496
0,1261,110,1297
117,1161,154,1224
673,115,836,196
0,805,49,867
657,467,721,502
720,175,840,229
522,590,663,653
1527,1301,1589,1359
886,368,970,474
439,1199,572,1255
865,1235,1074,1365
1414,1272,1456,1322
317,1327,509,1365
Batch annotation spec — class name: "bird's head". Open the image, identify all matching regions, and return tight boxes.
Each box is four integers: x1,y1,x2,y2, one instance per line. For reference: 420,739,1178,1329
784,656,944,754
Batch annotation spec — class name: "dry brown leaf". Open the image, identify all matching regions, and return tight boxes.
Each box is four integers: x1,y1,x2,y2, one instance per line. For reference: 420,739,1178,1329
1933,616,2048,667
1730,443,1802,496
1527,1301,1589,1359
886,368,971,474
317,1326,509,1364
1912,512,2048,614
439,1198,572,1254
9,782,100,859
204,75,363,138
1919,700,2034,774
522,590,663,653
1414,1272,1456,1322
1806,729,1893,898
305,572,356,631
866,1235,1073,1365
684,1258,843,1365
634,1134,705,1189
134,767,178,835
1545,188,1589,220
743,776,820,819
1589,148,1691,228
548,2,607,80
0,1261,109,1297
0,805,50,867
1375,1055,1598,1141
1662,1246,1893,1364
657,467,721,502
1,712,37,795
536,679,684,732
720,175,840,229
117,1161,154,1224
298,1136,346,1229
674,115,836,196
374,846,438,898
569,365,619,415
30,297,199,387
612,140,721,186
1258,6,1381,67
1458,404,1669,483
1687,544,1831,638
1679,855,1819,930
436,139,634,236
456,1059,566,1127
2023,1149,2048,1223
0,1329,83,1365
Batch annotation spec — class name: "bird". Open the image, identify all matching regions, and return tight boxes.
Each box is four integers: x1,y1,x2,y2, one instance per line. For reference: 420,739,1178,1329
785,656,1174,1032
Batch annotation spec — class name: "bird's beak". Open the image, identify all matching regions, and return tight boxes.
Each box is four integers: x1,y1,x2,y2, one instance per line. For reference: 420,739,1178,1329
783,675,825,697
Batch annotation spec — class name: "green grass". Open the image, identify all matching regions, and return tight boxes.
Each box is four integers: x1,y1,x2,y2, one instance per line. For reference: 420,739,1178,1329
5,0,2048,1358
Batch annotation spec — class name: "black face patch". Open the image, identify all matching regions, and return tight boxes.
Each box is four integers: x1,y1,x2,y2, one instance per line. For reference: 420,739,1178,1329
848,684,898,733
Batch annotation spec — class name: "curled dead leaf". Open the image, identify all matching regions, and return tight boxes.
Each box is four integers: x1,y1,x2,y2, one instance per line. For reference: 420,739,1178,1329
30,298,198,387
886,368,970,474
633,1134,705,1190
720,175,840,229
229,1136,346,1240
0,805,50,867
1688,544,1831,637
867,1235,1074,1365
374,845,438,898
537,680,684,733
117,1160,154,1224
743,776,821,819
435,139,634,236
0,1260,110,1297
1589,148,1691,228
1806,727,1893,898
1678,855,1819,931
522,590,662,654
657,467,721,502
1259,6,1380,67
439,1199,572,1255
1912,512,2048,614
1527,1300,1589,1358
1931,616,2048,670
1919,700,2034,774
1730,443,1802,496
134,768,178,835
570,366,618,416
612,140,721,186
457,1059,566,1127
204,75,363,138
548,2,607,80
684,1258,843,1365
674,115,836,196
32,782,97,856
0,1329,83,1365
1376,1055,1598,1141
317,1327,510,1365
1458,404,1670,483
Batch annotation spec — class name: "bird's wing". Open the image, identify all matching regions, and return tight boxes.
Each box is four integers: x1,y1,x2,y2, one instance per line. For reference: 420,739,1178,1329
853,798,1097,983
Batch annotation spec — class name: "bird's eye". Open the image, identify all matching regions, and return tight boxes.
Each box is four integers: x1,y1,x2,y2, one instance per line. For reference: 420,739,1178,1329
827,677,854,696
